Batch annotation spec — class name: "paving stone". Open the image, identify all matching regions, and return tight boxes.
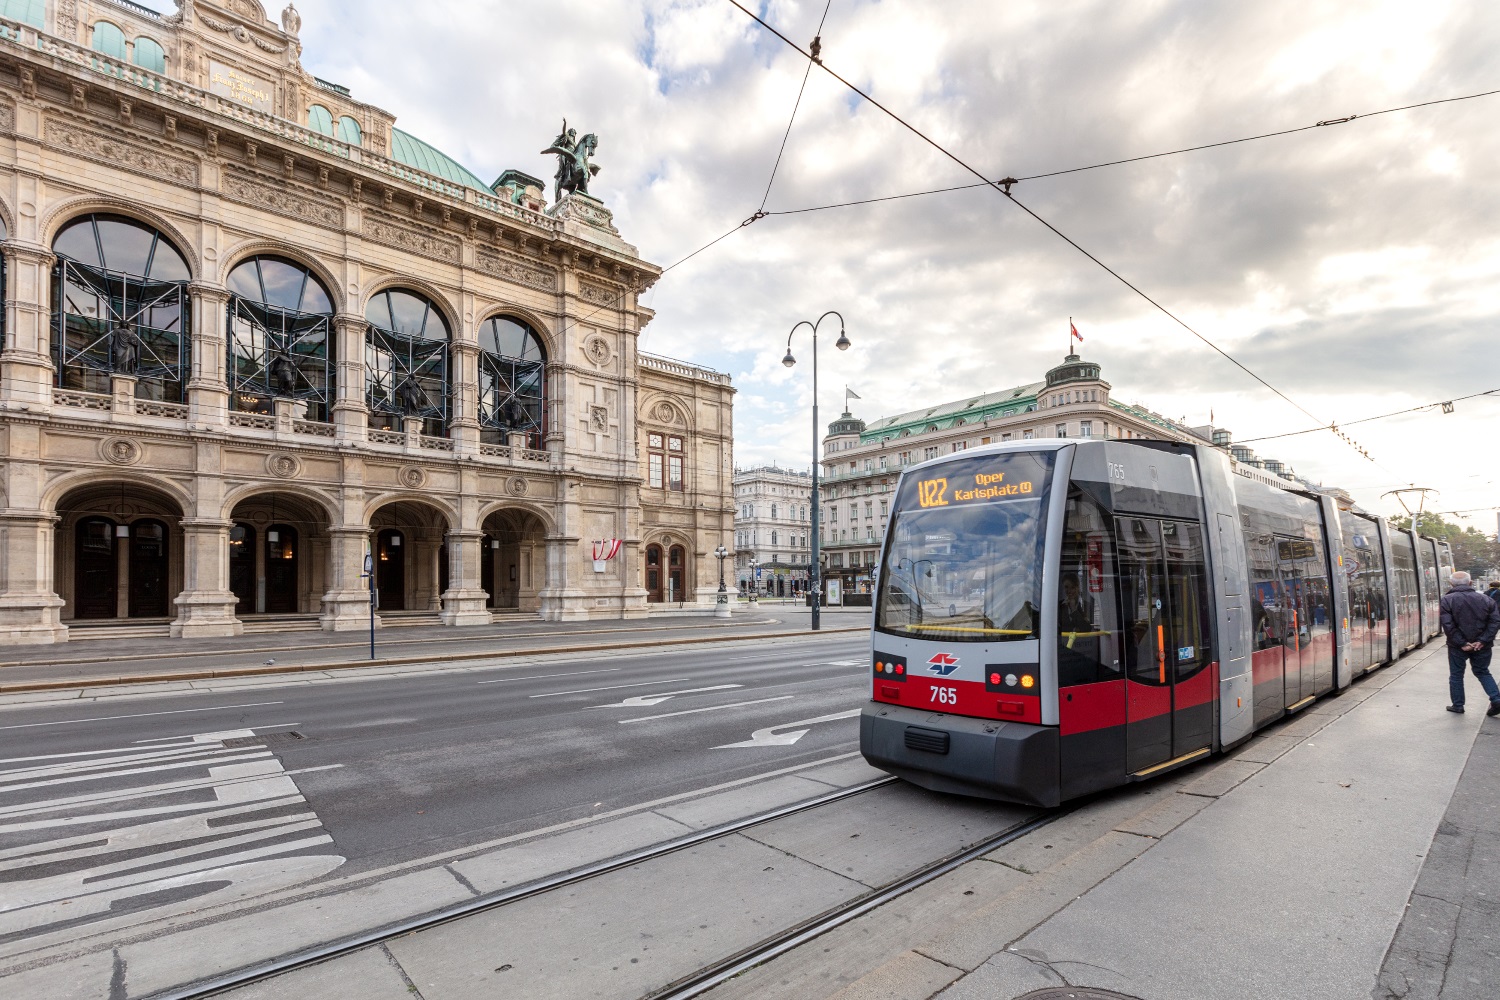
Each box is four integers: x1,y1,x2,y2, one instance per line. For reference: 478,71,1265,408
1178,758,1265,798
216,945,412,1000
933,949,1064,999
797,756,892,789
825,951,962,1000
450,810,692,892
652,775,836,830
0,950,116,1000
1230,733,1301,764
986,786,1156,874
1112,789,1212,838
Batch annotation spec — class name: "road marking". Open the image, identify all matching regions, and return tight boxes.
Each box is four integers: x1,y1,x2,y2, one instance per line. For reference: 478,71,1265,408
587,684,743,709
618,695,795,724
528,677,691,698
0,701,285,731
0,727,344,940
714,708,863,748
825,660,863,666
474,668,621,685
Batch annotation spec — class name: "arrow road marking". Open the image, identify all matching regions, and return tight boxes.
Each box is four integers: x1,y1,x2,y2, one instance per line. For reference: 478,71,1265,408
587,684,743,708
714,708,863,748
618,695,794,725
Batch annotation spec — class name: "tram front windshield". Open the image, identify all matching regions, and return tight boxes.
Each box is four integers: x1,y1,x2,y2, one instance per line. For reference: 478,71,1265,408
876,451,1054,642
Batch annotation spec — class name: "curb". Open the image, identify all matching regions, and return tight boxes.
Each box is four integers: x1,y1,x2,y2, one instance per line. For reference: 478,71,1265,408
0,626,868,694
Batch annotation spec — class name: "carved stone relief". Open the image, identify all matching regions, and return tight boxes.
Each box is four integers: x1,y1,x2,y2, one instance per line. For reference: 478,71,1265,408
578,281,619,307
266,453,301,479
44,120,197,186
223,170,343,229
583,335,613,367
362,216,460,264
100,436,143,466
474,249,555,292
398,466,426,489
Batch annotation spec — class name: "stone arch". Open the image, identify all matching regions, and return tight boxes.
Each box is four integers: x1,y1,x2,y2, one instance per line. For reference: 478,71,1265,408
475,499,557,536
219,481,340,525
363,492,457,528
219,239,345,313
473,302,559,358
42,468,193,517
639,392,695,433
361,276,460,335
52,476,189,622
0,192,16,241
40,196,201,280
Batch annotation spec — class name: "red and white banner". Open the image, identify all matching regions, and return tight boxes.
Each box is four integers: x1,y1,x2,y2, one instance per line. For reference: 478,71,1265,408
1070,321,1083,343
592,538,623,561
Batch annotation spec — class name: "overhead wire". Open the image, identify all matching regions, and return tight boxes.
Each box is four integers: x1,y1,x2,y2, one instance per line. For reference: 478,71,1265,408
757,0,834,213
723,0,1383,464
1235,389,1500,445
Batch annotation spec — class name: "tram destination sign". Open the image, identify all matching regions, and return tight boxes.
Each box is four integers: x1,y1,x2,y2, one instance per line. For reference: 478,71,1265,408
901,452,1052,511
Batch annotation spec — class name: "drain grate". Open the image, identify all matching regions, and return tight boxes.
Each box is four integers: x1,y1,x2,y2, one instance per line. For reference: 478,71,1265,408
222,732,306,748
1017,990,1144,1000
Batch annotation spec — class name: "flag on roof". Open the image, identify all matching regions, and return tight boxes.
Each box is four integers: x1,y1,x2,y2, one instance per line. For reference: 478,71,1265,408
1070,322,1083,342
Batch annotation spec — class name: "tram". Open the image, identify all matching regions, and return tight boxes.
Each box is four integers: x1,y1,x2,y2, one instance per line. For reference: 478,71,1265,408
860,439,1454,806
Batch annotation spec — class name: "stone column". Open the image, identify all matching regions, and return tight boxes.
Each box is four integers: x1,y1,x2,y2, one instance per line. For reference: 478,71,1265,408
439,528,491,625
187,282,230,426
171,518,243,637
331,313,368,442
320,525,377,630
449,341,480,455
0,509,68,644
1,243,56,407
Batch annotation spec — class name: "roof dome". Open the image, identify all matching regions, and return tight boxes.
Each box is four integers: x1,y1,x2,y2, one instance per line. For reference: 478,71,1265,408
390,129,490,192
1045,353,1105,388
827,409,866,437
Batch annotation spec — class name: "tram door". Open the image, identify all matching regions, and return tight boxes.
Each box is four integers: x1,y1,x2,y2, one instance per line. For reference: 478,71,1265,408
1276,539,1332,703
1117,517,1215,774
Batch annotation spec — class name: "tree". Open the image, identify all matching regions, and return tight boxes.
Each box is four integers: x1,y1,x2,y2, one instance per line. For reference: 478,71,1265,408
1389,512,1500,579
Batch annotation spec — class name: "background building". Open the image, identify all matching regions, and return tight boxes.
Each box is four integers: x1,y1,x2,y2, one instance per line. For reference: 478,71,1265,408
732,465,810,596
0,1,733,644
818,352,1313,595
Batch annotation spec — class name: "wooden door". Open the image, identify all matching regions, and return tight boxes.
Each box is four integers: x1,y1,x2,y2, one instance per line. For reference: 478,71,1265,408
74,517,118,619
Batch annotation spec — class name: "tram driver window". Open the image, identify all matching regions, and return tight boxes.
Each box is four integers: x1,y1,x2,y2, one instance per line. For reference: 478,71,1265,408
1058,491,1122,686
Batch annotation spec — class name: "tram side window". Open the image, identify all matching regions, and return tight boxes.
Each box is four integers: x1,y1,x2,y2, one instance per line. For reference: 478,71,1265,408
1057,490,1122,686
1241,524,1283,651
1162,520,1212,675
1115,517,1165,685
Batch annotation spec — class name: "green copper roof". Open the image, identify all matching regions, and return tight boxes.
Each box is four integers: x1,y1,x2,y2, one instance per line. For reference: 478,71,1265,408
860,381,1045,442
0,0,45,29
390,129,489,192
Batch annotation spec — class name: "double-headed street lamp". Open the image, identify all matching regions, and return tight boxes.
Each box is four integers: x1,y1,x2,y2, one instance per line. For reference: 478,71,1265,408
714,545,729,618
783,310,850,632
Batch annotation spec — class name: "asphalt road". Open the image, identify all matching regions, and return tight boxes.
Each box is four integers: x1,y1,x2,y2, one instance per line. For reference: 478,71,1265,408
1,631,872,947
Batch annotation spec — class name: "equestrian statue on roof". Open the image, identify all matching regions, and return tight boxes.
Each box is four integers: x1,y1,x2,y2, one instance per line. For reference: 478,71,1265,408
541,119,601,203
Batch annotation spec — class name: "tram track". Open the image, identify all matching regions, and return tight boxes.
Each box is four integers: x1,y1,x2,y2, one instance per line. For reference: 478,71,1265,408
143,775,904,1000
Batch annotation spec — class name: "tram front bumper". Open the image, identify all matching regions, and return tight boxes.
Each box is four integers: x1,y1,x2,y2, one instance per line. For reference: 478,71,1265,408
860,703,1060,807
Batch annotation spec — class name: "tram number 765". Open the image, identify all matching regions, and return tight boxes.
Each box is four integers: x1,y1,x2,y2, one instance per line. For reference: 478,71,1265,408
929,686,957,705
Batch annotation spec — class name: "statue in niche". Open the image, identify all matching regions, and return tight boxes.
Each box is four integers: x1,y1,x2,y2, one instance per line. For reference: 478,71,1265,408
395,376,429,414
281,3,302,36
500,396,527,429
268,353,297,395
110,325,141,373
540,119,601,203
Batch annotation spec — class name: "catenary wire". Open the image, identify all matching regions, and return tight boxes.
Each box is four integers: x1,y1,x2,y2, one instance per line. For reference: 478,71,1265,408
723,0,1387,465
758,0,834,212
1234,388,1500,445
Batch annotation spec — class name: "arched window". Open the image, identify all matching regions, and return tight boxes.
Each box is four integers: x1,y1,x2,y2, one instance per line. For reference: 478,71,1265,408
477,315,546,449
91,21,126,59
227,255,335,420
307,105,334,136
132,37,165,73
53,214,191,401
337,116,363,146
771,503,778,520
0,1,44,28
366,289,450,436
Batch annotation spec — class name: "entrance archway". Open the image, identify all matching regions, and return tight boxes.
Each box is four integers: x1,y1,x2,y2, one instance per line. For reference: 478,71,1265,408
226,492,331,615
478,509,548,611
55,481,184,621
369,500,450,613
645,544,663,603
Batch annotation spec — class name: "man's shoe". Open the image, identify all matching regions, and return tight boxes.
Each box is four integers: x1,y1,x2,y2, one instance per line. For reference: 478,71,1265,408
1488,702,1500,717
1447,705,1465,714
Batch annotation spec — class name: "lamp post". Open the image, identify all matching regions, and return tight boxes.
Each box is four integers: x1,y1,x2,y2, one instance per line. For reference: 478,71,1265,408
747,557,758,603
714,545,730,618
783,310,850,632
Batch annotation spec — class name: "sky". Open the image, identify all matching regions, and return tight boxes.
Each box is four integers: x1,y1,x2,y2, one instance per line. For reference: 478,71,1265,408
187,1,1499,528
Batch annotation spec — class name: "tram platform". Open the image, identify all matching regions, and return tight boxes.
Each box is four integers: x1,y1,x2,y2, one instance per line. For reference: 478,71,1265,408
721,640,1496,1000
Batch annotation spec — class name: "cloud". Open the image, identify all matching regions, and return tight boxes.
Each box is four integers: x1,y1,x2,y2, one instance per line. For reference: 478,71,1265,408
283,0,1500,525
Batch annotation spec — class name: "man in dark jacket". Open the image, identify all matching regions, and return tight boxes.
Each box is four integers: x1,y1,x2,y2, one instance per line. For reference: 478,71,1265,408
1440,571,1500,715
1486,580,1500,605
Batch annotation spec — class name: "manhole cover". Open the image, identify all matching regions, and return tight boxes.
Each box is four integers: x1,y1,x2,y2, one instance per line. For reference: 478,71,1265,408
222,732,306,748
1017,991,1144,1000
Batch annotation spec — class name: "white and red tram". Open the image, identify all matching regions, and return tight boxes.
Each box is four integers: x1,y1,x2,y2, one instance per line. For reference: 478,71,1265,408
860,440,1452,806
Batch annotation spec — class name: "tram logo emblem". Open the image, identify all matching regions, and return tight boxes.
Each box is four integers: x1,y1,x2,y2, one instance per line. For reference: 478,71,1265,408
927,652,961,675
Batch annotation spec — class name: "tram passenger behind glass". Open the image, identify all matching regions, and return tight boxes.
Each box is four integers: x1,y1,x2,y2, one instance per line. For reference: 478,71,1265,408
1057,573,1100,683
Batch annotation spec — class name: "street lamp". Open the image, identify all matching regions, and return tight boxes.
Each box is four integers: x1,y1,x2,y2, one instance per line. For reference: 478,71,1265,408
714,545,730,618
747,557,758,603
783,310,850,632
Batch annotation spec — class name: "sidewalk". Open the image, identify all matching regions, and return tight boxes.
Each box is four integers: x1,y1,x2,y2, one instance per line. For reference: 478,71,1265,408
718,641,1494,1000
0,609,872,693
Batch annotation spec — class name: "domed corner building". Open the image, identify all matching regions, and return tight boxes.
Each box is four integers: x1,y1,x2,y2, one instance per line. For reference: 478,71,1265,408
0,1,735,644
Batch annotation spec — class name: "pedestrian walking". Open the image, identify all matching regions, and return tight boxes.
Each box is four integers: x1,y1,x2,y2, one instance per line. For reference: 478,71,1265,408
1440,571,1500,715
1486,580,1500,605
